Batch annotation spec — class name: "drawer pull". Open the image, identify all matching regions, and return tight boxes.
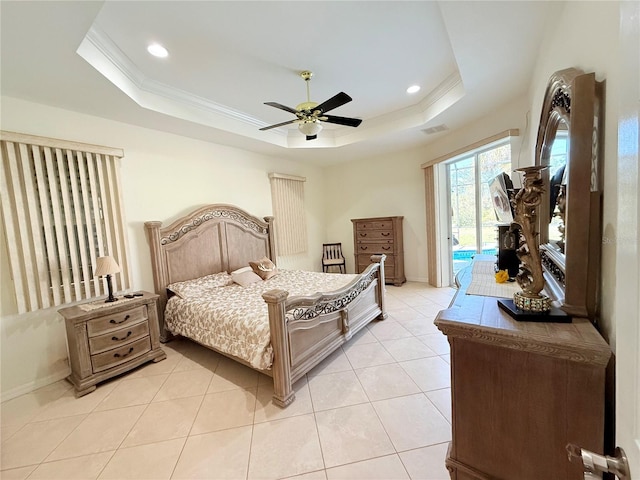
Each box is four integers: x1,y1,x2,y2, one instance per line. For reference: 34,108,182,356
114,347,134,358
360,246,368,250
359,233,367,237
382,246,391,251
112,331,132,341
381,232,390,237
110,314,130,325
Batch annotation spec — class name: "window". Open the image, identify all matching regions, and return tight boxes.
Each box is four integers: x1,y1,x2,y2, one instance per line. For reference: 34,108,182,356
268,173,307,256
448,142,513,275
421,129,519,286
0,131,130,313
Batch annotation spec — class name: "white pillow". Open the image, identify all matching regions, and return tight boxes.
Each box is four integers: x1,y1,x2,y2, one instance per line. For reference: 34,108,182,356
231,269,262,287
231,266,253,274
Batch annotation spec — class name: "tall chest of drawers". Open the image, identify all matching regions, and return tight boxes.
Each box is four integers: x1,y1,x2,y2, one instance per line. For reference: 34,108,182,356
351,216,405,286
59,291,166,396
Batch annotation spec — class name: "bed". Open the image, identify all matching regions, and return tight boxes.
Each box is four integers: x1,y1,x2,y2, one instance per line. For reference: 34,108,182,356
144,204,387,407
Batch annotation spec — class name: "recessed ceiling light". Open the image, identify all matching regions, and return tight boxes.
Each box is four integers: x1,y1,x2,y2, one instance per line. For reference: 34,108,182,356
406,85,421,94
147,43,168,58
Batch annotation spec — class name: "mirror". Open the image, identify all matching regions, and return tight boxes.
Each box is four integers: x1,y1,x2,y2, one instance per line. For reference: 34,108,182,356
534,68,603,320
547,121,568,253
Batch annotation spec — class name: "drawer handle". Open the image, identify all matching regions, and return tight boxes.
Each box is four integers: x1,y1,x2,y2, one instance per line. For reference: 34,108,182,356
382,246,391,251
114,347,134,358
360,246,368,250
359,233,367,237
110,314,130,325
381,232,390,237
112,331,132,341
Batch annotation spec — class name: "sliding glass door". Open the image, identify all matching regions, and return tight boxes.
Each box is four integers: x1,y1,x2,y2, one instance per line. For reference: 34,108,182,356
447,142,512,279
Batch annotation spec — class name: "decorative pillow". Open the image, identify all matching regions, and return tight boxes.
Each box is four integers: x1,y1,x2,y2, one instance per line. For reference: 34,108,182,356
231,269,263,287
231,266,253,275
167,271,232,298
249,257,279,280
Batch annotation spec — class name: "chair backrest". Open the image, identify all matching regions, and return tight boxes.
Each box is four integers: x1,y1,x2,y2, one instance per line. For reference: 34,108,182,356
322,243,344,261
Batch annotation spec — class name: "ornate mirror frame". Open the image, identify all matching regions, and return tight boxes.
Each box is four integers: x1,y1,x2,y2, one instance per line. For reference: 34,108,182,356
535,67,603,320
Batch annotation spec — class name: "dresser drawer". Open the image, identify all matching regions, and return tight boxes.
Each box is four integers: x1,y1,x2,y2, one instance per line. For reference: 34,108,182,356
91,336,151,373
357,253,395,270
356,243,394,253
356,220,394,230
355,230,394,241
87,305,148,337
89,321,150,355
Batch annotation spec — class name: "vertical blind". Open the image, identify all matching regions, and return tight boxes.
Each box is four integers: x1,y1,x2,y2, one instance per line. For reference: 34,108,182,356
0,131,130,313
268,173,307,256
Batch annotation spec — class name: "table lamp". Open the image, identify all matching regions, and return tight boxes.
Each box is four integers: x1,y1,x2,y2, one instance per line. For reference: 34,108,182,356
94,255,121,302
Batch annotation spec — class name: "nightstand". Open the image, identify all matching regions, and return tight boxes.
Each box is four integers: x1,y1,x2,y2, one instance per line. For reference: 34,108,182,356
59,291,166,397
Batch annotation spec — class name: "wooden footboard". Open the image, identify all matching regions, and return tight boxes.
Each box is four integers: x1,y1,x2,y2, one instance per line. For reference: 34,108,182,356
263,254,387,407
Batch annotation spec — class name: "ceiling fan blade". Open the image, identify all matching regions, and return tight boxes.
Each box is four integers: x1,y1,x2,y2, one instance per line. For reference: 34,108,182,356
259,119,298,131
264,102,299,114
313,92,352,114
306,135,317,141
323,115,362,128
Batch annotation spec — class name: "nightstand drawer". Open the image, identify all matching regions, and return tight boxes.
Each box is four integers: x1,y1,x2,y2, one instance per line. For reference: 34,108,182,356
89,321,150,355
91,336,151,373
87,305,148,337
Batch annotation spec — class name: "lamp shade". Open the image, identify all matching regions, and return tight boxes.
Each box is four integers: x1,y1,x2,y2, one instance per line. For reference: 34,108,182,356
298,121,322,136
94,256,121,277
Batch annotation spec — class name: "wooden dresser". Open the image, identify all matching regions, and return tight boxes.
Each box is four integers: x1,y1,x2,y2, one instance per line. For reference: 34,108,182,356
435,262,611,479
351,216,405,286
59,291,166,397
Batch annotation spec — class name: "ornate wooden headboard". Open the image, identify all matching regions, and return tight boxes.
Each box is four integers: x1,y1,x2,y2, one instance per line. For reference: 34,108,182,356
144,204,275,327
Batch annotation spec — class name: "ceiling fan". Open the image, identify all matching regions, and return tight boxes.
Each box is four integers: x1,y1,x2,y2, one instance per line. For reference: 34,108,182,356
259,70,363,141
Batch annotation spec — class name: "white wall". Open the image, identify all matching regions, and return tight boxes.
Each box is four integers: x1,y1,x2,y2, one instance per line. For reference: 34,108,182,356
525,0,623,347
0,96,326,399
324,95,531,283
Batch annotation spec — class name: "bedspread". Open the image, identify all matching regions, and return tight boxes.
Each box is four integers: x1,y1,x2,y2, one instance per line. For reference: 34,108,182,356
164,270,358,370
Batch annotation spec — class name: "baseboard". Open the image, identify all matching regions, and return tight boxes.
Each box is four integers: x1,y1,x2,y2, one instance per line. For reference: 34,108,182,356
405,276,429,283
1,368,70,403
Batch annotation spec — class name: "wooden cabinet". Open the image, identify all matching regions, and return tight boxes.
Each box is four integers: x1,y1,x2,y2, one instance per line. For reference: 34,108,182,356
351,216,405,286
435,264,611,480
59,291,166,397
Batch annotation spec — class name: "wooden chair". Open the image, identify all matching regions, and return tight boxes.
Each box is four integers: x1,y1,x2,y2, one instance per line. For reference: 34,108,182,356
322,243,346,273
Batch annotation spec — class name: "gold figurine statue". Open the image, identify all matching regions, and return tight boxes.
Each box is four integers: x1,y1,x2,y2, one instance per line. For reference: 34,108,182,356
510,166,551,313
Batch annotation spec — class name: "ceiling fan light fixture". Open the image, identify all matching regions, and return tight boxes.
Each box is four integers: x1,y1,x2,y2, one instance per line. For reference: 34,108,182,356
298,121,323,136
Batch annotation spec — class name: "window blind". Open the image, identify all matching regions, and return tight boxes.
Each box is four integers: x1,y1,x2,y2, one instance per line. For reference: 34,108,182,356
268,173,307,256
0,131,130,313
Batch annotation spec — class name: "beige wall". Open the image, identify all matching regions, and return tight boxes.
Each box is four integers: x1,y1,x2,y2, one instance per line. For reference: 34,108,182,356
0,96,327,399
324,0,628,350
1,0,632,400
324,96,530,282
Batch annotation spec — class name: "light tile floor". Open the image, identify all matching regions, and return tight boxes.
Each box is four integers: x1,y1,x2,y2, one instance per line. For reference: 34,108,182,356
1,282,455,480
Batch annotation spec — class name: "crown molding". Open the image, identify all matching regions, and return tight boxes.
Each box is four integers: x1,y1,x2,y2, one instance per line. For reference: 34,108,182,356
77,24,464,150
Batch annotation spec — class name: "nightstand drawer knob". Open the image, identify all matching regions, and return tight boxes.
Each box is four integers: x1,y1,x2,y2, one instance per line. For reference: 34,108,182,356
360,246,368,250
110,314,130,325
112,331,132,341
359,233,367,237
114,347,134,358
